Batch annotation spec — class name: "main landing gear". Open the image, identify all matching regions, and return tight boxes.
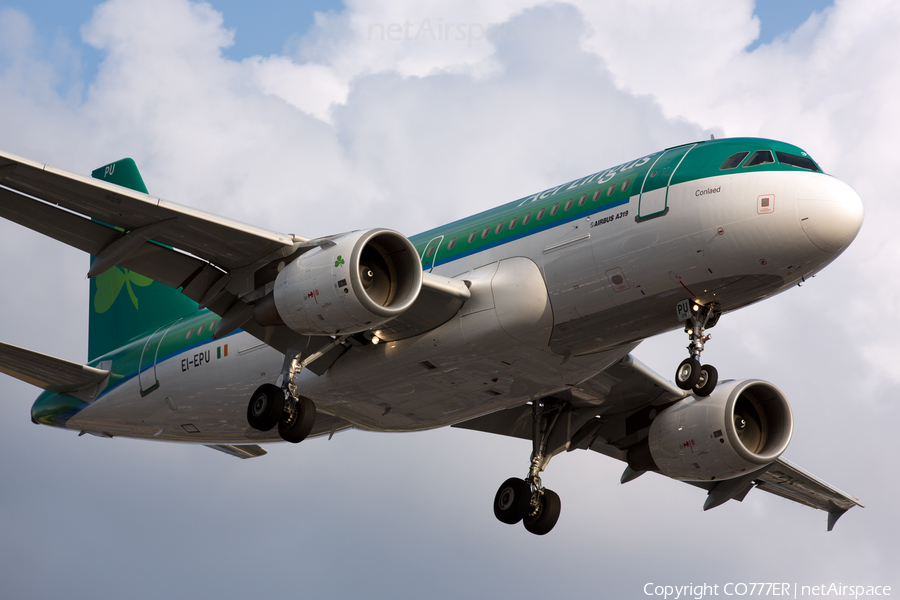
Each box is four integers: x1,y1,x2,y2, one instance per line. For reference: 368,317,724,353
247,353,316,443
675,301,721,397
493,399,564,535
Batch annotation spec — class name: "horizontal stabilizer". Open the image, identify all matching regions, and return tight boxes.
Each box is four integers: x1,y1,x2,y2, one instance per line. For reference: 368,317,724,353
205,444,268,459
0,341,108,395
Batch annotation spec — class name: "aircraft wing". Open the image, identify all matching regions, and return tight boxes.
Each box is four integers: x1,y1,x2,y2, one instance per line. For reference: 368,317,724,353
754,458,863,531
453,353,861,530
0,150,465,360
0,340,109,397
0,150,298,272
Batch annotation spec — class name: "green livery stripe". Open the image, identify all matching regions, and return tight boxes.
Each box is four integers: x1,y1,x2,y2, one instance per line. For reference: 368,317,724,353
409,137,822,267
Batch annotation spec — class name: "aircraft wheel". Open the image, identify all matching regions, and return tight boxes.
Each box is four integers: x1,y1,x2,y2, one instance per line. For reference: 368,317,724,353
523,489,561,535
493,478,532,524
693,364,718,397
278,396,316,444
247,384,284,431
675,358,702,390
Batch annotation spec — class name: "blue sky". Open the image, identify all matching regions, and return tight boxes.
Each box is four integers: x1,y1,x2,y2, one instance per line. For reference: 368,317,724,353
753,0,834,44
3,0,833,85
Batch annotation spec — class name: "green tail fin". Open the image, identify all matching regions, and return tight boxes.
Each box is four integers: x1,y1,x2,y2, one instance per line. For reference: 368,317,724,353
88,159,199,361
91,158,149,194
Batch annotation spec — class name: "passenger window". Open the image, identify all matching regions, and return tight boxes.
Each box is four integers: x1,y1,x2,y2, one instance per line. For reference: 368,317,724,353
743,150,774,167
481,226,490,239
621,178,631,192
210,321,218,332
523,212,532,225
495,222,504,234
607,183,616,197
426,245,436,257
447,237,457,250
185,328,194,340
550,203,560,216
509,216,518,230
578,193,587,207
720,152,750,170
197,324,205,335
593,189,601,201
537,207,546,220
564,198,573,211
775,151,820,172
468,231,477,243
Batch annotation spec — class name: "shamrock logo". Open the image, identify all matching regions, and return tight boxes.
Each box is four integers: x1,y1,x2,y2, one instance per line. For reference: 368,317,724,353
94,266,154,313
334,255,345,268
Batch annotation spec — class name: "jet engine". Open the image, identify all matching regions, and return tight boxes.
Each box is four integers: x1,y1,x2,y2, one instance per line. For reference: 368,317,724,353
627,380,793,481
256,228,423,335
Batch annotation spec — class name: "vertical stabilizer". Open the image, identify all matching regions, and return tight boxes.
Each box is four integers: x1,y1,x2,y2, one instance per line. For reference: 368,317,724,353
91,158,148,194
88,159,199,361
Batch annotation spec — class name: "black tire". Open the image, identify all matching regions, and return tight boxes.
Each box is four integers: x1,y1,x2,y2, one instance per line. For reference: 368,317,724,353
693,364,718,397
675,358,702,390
523,489,561,535
493,478,532,525
278,396,316,444
247,384,284,431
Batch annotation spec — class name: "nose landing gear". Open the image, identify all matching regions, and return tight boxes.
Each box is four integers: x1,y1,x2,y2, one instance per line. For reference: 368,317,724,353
492,399,565,535
675,301,720,397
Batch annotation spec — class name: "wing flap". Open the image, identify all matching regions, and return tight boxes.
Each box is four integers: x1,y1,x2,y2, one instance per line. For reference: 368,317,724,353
0,186,213,291
0,186,119,256
0,341,108,394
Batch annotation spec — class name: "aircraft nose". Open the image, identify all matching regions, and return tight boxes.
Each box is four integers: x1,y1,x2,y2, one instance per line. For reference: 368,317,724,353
797,175,864,253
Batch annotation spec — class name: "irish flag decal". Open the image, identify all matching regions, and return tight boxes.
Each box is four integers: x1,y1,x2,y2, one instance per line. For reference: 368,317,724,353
217,344,229,359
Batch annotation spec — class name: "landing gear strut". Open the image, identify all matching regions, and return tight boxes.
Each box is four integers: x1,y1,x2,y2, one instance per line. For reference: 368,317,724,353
246,339,347,443
493,399,564,535
675,301,720,397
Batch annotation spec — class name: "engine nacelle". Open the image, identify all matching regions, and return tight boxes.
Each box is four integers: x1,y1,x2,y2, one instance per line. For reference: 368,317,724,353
267,229,422,335
628,380,793,481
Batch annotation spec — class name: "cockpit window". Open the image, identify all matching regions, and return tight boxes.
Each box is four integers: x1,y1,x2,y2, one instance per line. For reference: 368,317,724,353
775,151,820,172
720,152,749,170
743,150,774,167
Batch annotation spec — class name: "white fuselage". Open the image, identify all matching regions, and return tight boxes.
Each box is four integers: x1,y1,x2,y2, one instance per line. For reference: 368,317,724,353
64,169,863,443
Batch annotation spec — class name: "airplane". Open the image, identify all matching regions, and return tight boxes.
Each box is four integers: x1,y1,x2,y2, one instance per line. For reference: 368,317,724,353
0,137,864,535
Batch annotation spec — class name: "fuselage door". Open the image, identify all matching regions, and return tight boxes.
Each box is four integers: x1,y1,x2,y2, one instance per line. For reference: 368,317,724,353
421,236,444,273
138,319,181,396
637,144,696,221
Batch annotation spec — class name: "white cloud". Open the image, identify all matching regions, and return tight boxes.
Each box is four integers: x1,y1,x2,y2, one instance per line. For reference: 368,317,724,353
1,0,899,595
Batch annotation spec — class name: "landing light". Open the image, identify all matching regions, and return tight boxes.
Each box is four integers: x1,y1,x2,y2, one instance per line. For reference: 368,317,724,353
692,304,700,312
372,336,381,345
